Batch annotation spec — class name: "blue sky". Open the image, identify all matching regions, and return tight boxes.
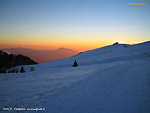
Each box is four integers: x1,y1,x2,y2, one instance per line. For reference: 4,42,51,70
0,0,150,51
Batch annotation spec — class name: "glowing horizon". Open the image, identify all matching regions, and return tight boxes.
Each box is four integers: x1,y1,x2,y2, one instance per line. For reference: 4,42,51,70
0,0,150,52
0,39,149,52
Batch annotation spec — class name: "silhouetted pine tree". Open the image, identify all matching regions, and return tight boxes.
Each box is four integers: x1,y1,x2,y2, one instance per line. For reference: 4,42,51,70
20,66,25,73
73,60,78,67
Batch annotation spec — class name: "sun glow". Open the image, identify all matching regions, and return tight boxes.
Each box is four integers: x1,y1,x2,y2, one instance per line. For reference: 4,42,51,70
0,0,149,52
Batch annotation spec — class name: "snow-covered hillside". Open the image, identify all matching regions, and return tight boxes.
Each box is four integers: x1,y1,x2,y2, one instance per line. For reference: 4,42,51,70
0,41,150,113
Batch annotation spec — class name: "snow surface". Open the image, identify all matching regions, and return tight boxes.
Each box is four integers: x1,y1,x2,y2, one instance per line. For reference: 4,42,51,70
1,50,13,55
0,41,150,113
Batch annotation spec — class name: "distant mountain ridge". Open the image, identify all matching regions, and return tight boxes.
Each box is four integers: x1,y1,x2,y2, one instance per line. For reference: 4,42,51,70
3,47,78,64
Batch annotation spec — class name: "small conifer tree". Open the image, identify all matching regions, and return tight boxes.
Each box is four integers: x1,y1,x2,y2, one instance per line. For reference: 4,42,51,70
73,60,78,67
20,66,25,73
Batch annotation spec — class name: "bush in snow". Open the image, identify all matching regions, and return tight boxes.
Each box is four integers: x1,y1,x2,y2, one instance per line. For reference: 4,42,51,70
8,69,13,73
30,67,35,72
20,66,25,73
124,45,127,48
11,68,15,73
8,70,11,73
15,68,19,73
73,60,78,67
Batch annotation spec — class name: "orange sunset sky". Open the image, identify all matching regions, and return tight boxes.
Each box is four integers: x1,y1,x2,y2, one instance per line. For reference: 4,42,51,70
0,0,150,52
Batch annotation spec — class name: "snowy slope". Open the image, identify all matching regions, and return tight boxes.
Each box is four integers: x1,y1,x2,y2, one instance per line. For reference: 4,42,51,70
0,41,150,113
1,50,13,55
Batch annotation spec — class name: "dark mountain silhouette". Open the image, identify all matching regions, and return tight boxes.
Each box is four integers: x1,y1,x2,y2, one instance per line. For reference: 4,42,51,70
0,50,37,73
3,47,78,63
